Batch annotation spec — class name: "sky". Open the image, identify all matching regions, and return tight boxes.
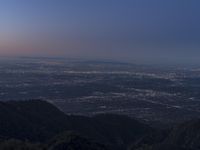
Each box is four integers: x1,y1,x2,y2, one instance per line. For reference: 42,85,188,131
0,0,200,64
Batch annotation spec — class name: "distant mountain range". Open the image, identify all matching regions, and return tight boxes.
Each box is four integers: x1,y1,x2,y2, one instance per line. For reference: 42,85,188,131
0,100,200,150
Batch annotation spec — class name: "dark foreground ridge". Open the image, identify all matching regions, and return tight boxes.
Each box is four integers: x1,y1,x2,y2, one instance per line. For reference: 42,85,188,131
0,100,200,150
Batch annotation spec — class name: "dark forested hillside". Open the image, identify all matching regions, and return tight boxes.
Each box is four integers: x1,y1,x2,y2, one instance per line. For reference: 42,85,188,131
0,100,152,150
129,120,200,150
1,100,200,150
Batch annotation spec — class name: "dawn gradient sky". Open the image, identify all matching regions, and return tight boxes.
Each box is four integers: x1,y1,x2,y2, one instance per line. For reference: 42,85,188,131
0,0,200,64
